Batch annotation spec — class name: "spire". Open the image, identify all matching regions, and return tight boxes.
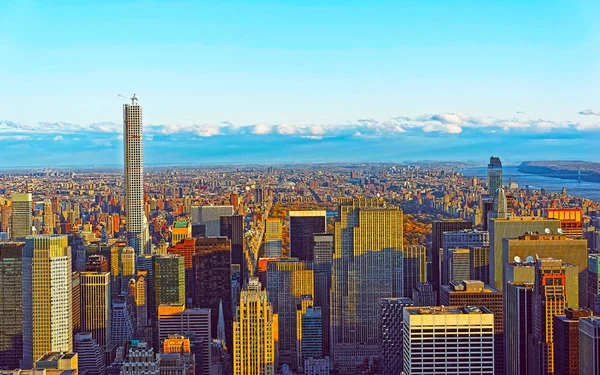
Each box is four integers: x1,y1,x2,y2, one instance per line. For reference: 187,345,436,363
217,299,226,347
493,187,508,219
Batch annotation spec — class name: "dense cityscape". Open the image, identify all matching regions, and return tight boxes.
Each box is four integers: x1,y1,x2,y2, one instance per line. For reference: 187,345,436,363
1,99,600,375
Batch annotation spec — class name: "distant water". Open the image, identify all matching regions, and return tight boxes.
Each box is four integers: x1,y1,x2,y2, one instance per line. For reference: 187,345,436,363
460,166,600,202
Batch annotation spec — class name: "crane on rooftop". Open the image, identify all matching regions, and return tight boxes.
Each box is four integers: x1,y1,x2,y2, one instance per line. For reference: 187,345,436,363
117,94,138,105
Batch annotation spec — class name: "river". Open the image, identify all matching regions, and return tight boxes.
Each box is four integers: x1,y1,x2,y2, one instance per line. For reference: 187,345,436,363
460,166,600,202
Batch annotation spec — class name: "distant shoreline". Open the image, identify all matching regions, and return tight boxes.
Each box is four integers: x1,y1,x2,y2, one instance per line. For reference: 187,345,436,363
518,161,600,183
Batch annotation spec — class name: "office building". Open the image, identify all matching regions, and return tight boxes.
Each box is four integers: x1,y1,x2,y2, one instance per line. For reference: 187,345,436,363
266,259,313,368
412,282,436,307
488,156,503,196
171,221,191,246
312,233,333,356
129,270,150,338
379,297,413,375
264,218,283,258
220,215,245,284
157,305,211,375
304,358,330,375
86,254,109,273
80,272,112,347
588,254,600,314
0,242,24,369
553,308,592,375
123,99,146,255
167,238,195,301
120,341,159,375
431,219,472,301
192,236,232,351
440,280,503,375
503,234,587,306
441,230,488,285
545,208,584,238
579,316,600,374
72,272,81,335
470,246,490,283
505,282,533,375
233,278,276,375
403,245,426,298
447,248,470,282
301,307,323,362
288,211,326,261
155,255,185,307
332,198,403,374
43,199,54,234
74,332,105,375
191,205,233,237
23,235,72,368
35,352,78,371
403,306,495,375
160,336,196,375
111,295,134,346
11,193,32,240
529,258,572,375
489,217,561,290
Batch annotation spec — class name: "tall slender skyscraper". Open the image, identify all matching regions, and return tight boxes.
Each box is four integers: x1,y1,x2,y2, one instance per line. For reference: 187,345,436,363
0,242,24,369
22,235,73,368
332,198,403,374
487,156,503,195
80,272,112,347
10,193,32,240
123,97,146,255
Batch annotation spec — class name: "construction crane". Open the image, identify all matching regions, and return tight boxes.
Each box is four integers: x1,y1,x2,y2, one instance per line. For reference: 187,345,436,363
117,94,138,105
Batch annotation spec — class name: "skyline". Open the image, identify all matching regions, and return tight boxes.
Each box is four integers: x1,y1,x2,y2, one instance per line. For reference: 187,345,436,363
1,0,600,165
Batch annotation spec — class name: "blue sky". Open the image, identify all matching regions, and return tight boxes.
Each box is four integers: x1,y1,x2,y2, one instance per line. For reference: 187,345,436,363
1,0,599,166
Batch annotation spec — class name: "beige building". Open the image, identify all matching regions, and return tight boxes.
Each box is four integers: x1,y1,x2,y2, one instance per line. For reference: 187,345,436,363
80,272,111,347
171,221,191,246
233,278,277,375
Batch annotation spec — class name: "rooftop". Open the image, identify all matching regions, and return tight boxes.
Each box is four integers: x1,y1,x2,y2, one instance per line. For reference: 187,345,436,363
406,305,492,315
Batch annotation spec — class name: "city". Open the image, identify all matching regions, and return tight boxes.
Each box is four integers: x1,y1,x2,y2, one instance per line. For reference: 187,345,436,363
2,1,600,374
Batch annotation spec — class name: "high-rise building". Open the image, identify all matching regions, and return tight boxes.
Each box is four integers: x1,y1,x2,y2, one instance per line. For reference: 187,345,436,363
447,248,471,282
160,336,196,375
0,242,24,369
80,272,112,347
379,297,413,375
233,278,276,375
431,219,472,301
545,208,584,238
157,305,211,375
579,316,600,374
505,282,534,375
191,205,234,237
112,295,135,347
403,245,427,298
403,306,495,375
488,156,503,195
332,198,403,374
220,215,245,284
441,230,488,285
553,308,592,375
312,233,333,356
171,220,191,246
130,270,150,336
301,307,323,362
22,235,72,368
192,236,232,352
529,258,572,375
412,282,436,307
470,246,490,283
120,341,159,375
264,218,283,258
43,198,54,234
266,258,314,368
503,234,587,306
304,358,330,375
489,217,561,289
72,271,81,335
155,255,185,308
288,211,326,261
10,193,32,240
588,254,600,314
440,280,503,375
123,99,146,255
86,254,109,273
74,332,105,375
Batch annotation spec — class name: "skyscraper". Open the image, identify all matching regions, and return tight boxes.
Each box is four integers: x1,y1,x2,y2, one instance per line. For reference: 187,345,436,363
441,230,488,285
529,258,571,375
191,205,234,237
123,98,146,255
312,233,333,356
220,215,246,284
301,307,323,362
288,211,326,261
440,280,504,375
332,198,403,374
74,332,105,375
379,297,413,375
553,308,592,375
487,156,502,195
266,259,314,369
22,235,73,368
579,316,600,374
233,278,276,375
403,245,427,298
505,282,533,375
80,271,112,347
171,220,191,246
10,193,32,240
192,236,232,352
43,198,54,234
111,294,134,346
155,255,185,308
0,242,24,369
588,253,600,314
403,306,495,375
264,218,283,258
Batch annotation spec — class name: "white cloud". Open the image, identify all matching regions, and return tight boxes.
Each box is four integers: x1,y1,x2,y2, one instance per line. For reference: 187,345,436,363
252,123,272,135
277,124,297,135
53,135,63,141
579,109,600,116
73,137,81,141
0,135,32,141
